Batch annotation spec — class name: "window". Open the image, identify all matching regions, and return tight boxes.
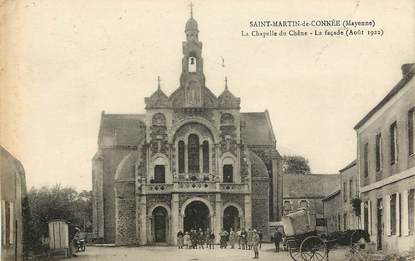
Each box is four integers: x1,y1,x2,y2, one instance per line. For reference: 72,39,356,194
188,57,196,72
1,201,14,246
223,164,233,183
220,113,234,125
283,201,292,213
337,214,341,231
390,122,398,164
364,202,369,233
153,165,165,183
152,113,166,126
409,189,414,235
343,213,347,230
364,143,369,177
399,193,402,236
178,141,185,173
316,218,326,227
202,141,209,173
409,108,415,155
343,182,347,202
375,133,383,172
299,200,309,209
349,179,353,200
188,134,200,172
390,194,397,235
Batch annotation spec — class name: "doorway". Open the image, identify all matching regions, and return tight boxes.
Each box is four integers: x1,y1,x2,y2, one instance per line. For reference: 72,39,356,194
223,206,240,232
184,201,210,232
152,206,168,243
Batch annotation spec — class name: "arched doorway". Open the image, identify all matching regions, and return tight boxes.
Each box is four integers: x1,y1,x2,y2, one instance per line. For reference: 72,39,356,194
152,206,168,243
223,206,240,232
184,201,210,232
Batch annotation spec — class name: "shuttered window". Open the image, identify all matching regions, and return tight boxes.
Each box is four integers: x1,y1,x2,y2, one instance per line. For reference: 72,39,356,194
409,108,414,155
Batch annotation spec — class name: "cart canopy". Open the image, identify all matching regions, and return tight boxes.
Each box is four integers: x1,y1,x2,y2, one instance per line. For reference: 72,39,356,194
281,209,316,236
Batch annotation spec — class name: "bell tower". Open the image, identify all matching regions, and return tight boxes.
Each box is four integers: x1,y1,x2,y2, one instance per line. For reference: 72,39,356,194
180,3,205,108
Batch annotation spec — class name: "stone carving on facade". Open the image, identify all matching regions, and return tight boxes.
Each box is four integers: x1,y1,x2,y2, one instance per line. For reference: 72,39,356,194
222,194,244,208
150,113,169,157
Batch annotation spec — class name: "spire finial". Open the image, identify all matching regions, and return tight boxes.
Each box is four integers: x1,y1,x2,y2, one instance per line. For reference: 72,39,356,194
225,76,228,90
157,76,161,90
189,2,194,18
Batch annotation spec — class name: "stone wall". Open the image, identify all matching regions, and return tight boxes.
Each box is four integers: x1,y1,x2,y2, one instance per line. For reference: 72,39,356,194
115,182,137,245
102,148,133,243
251,177,270,241
1,147,27,261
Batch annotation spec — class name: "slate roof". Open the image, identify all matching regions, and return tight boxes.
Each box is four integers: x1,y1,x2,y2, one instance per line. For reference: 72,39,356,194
354,63,415,130
283,173,339,198
0,146,28,199
241,110,276,146
97,110,277,148
98,112,146,146
322,189,341,201
339,159,357,173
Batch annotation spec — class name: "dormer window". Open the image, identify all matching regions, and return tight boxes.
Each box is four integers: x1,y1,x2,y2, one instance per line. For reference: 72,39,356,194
188,57,196,72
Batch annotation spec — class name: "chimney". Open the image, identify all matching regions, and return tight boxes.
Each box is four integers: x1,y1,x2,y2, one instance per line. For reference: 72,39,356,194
401,63,415,77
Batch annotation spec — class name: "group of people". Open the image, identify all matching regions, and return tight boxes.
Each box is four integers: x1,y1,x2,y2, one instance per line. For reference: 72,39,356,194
176,228,216,249
176,227,263,259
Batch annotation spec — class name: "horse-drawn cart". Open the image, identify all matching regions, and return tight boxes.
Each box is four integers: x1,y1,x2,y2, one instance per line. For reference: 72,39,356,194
282,209,332,261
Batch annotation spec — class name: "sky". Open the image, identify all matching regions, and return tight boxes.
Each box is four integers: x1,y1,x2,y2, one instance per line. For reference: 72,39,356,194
1,0,414,191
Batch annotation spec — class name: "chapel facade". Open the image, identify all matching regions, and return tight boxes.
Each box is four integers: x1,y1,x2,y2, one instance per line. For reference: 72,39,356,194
92,10,283,245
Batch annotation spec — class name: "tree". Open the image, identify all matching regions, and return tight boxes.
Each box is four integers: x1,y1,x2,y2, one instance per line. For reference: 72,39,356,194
282,155,311,174
26,184,92,253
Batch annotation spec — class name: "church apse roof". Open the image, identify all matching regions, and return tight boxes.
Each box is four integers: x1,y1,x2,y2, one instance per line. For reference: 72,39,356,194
115,150,139,181
248,150,269,178
98,112,146,147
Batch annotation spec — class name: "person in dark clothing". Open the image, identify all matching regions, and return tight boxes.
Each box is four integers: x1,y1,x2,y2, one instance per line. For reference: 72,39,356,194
272,228,283,253
198,229,205,249
177,230,184,249
240,228,247,250
208,231,215,249
190,229,197,249
257,230,263,250
219,230,229,248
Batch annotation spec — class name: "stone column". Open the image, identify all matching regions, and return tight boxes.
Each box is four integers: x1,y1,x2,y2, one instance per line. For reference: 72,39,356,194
171,194,179,245
214,194,223,244
402,190,409,236
139,196,147,245
185,142,188,173
272,150,283,221
244,194,252,229
199,144,203,174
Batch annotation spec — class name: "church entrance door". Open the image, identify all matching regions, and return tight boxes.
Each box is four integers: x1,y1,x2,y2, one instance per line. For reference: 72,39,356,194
223,206,240,232
152,206,168,243
184,201,210,232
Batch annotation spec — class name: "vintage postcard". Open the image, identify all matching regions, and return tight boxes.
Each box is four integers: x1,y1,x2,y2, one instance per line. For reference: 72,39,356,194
1,1,414,260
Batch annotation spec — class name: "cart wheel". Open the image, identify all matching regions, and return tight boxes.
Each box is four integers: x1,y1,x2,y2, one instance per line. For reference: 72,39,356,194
289,246,301,261
300,236,327,261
